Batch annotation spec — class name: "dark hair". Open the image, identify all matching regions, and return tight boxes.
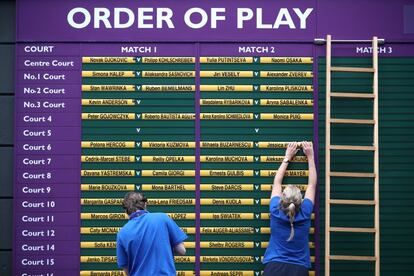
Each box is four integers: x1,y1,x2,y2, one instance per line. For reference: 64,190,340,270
122,192,147,215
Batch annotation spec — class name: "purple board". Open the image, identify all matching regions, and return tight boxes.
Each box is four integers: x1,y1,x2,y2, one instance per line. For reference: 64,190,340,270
14,0,414,276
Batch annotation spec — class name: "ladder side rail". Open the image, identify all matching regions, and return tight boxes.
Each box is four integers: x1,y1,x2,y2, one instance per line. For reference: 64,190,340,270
373,36,380,276
325,34,332,276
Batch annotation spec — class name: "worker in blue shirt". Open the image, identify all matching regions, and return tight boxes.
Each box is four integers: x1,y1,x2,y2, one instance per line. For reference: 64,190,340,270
116,192,188,275
263,141,317,276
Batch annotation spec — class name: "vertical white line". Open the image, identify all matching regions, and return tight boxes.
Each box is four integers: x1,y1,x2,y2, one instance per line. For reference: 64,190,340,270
373,36,380,276
325,34,332,276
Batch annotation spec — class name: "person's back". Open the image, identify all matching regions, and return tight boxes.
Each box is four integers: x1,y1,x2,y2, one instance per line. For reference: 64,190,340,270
116,192,187,276
263,195,313,267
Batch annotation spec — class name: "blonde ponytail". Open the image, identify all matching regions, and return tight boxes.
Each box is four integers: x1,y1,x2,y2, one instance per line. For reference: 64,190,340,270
287,203,296,241
280,185,302,242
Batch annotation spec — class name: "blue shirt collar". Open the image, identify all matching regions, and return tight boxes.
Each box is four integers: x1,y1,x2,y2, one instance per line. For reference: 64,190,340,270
129,210,148,220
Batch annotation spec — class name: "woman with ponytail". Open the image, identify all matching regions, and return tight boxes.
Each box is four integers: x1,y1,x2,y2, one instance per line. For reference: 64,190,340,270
263,141,317,276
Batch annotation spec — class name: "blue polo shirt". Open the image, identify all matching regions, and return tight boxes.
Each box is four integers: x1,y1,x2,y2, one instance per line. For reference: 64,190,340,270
116,211,188,276
262,196,313,268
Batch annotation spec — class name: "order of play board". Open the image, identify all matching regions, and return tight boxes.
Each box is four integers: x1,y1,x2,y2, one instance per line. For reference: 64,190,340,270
16,42,317,276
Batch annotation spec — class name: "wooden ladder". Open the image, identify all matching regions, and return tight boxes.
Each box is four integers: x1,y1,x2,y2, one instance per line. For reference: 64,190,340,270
325,35,380,276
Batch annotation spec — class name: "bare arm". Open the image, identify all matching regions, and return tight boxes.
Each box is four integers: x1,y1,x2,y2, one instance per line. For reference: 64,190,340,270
271,142,299,199
174,242,186,256
303,141,317,204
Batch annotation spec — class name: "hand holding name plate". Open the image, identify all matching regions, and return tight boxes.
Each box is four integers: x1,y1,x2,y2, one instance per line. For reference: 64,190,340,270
301,141,314,160
284,142,299,161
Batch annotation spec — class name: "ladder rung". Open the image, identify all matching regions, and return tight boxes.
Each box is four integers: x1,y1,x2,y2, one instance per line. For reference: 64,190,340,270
314,38,385,44
330,227,376,233
331,66,375,73
330,172,375,177
331,92,375,99
330,145,375,151
329,255,377,261
330,118,375,124
330,199,376,205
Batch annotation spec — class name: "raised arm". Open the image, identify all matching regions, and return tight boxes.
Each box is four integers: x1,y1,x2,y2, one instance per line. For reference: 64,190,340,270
271,142,299,199
303,141,317,204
